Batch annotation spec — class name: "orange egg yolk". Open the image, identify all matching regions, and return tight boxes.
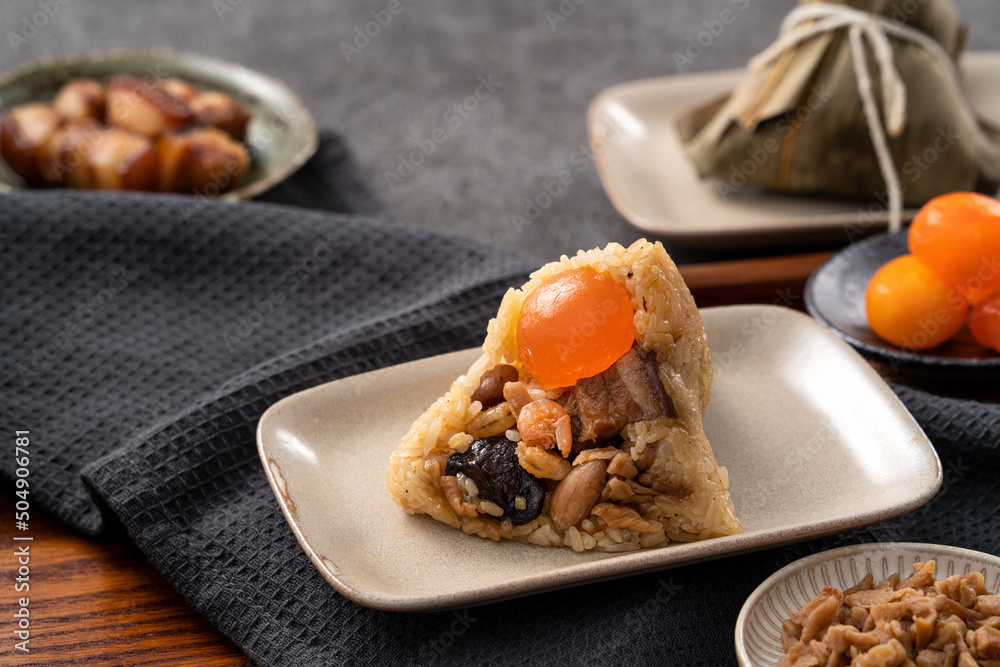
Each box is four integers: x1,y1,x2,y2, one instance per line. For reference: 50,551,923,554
908,191,1000,303
865,254,968,350
517,267,635,388
968,290,1000,353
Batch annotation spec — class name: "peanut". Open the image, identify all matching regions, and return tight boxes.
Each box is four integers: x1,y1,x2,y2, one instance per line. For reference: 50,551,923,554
550,460,607,531
471,364,518,407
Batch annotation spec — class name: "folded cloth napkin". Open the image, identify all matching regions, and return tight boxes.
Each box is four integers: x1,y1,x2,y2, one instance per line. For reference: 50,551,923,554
2,134,998,666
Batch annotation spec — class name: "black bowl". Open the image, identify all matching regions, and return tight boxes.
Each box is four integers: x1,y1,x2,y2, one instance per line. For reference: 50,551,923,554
805,231,1000,381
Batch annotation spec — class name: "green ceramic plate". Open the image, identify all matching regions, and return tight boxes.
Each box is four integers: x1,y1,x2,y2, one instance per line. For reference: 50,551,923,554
0,47,318,200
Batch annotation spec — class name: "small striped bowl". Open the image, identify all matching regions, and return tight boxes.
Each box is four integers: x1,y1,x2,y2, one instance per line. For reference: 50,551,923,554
735,543,1000,667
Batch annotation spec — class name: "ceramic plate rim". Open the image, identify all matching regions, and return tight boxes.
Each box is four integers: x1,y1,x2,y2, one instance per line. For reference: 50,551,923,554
587,52,999,244
0,46,318,201
257,305,942,612
734,542,1000,667
804,231,1000,371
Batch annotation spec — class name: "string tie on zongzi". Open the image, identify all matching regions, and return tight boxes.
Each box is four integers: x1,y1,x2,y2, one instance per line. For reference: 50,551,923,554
749,2,973,232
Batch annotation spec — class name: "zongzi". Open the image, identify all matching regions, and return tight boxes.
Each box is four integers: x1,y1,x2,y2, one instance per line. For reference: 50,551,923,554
677,0,1000,231
386,240,741,551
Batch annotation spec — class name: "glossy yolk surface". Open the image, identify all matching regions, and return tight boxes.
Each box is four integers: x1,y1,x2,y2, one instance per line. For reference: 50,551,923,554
865,254,968,350
968,290,1000,353
517,267,634,388
908,191,1000,303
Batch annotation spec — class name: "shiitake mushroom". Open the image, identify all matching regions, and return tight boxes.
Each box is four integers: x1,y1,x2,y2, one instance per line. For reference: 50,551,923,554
445,437,545,526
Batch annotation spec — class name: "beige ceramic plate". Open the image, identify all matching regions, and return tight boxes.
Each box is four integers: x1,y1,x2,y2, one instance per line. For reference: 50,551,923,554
0,47,318,200
735,542,1000,667
257,305,941,611
588,51,1000,249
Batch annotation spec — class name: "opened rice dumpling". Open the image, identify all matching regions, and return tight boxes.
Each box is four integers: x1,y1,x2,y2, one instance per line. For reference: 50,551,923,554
677,0,1000,231
386,240,741,551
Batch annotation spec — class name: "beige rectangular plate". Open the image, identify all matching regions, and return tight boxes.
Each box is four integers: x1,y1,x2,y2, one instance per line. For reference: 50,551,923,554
588,51,1000,249
257,305,941,612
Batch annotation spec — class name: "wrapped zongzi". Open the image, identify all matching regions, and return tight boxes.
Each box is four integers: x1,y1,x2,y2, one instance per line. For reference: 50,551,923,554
677,0,1000,231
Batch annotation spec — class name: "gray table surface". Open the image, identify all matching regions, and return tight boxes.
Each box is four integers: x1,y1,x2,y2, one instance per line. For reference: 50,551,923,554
1,0,997,263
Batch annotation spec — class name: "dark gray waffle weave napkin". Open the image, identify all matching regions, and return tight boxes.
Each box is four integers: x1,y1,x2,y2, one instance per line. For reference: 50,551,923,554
2,134,998,666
